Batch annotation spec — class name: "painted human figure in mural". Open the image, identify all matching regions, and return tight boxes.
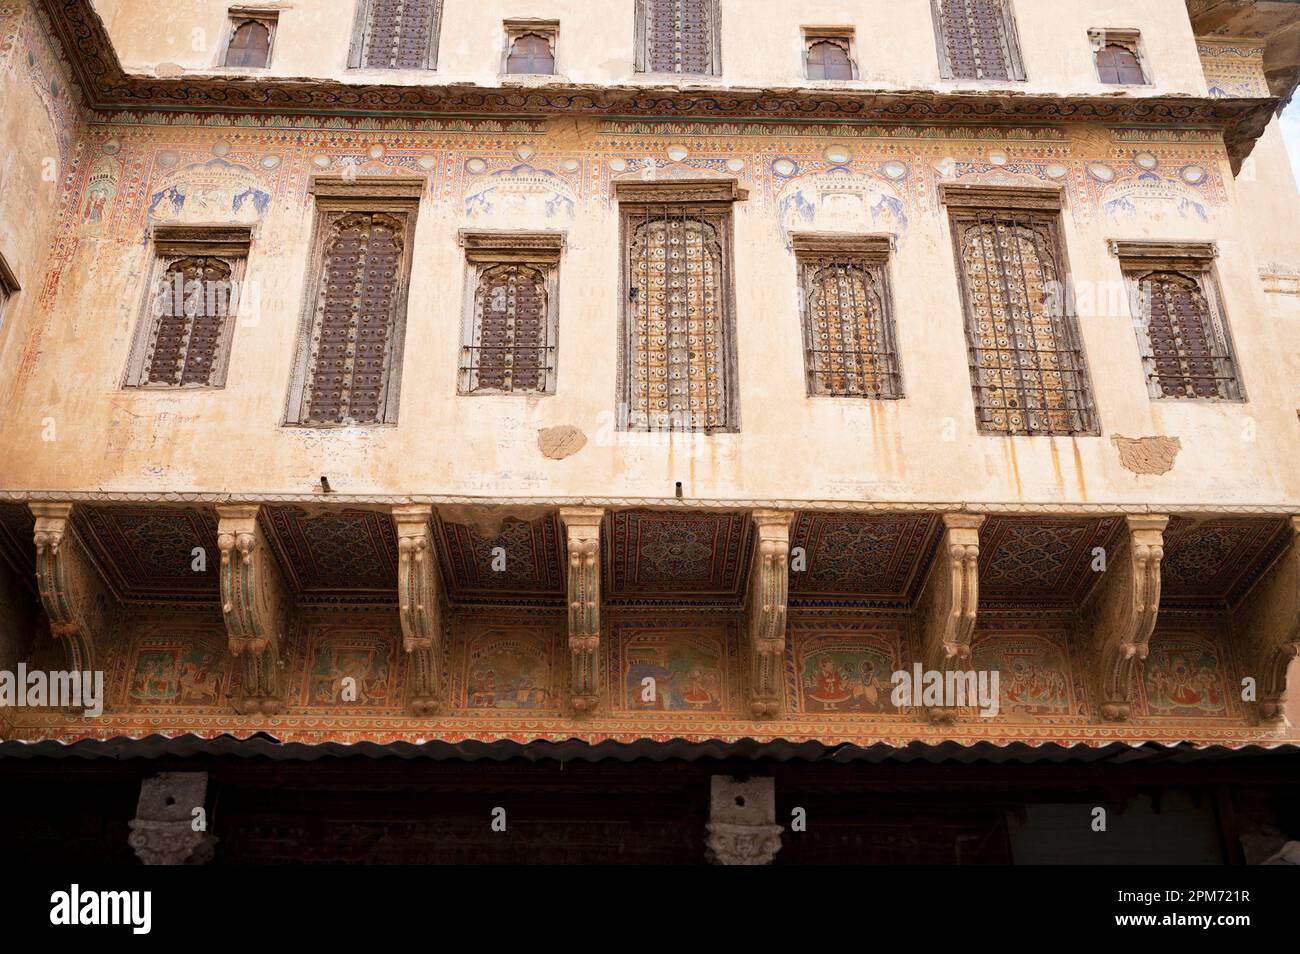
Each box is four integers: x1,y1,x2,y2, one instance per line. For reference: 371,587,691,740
850,661,884,711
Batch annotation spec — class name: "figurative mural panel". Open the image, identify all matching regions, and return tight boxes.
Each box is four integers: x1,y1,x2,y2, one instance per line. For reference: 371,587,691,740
116,618,230,711
616,622,731,713
1140,631,1232,718
461,622,561,711
301,626,398,708
786,619,907,716
971,631,1074,716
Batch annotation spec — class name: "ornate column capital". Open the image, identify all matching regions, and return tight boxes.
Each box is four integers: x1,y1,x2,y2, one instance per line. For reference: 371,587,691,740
128,773,216,866
1083,514,1168,722
216,504,288,715
392,504,443,716
705,776,783,865
559,507,605,715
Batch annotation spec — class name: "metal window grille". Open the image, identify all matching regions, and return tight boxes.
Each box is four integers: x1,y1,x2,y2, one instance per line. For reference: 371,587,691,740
1127,268,1242,400
935,0,1020,81
951,211,1096,435
358,0,441,70
461,263,556,394
798,252,901,399
623,204,734,431
642,0,717,75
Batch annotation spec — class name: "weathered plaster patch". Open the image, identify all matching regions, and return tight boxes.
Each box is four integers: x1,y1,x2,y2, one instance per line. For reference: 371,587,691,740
1112,435,1181,475
538,425,587,460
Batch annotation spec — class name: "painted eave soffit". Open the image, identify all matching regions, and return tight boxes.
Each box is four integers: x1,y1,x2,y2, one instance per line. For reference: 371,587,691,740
1187,0,1300,102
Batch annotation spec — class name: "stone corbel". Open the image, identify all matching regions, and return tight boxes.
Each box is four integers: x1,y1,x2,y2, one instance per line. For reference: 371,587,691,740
128,773,216,866
1083,515,1167,722
559,507,604,715
1230,517,1300,725
31,502,108,676
915,513,983,723
747,510,793,719
393,504,443,717
216,505,289,715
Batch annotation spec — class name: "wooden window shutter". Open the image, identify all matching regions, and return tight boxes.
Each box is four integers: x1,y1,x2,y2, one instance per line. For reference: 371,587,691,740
1096,43,1145,85
225,18,272,68
934,0,1023,81
639,0,719,76
806,39,854,81
353,0,443,70
944,186,1096,436
506,33,556,75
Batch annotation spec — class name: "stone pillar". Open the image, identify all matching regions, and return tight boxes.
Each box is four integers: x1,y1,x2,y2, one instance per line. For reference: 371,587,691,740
127,772,216,865
705,776,783,865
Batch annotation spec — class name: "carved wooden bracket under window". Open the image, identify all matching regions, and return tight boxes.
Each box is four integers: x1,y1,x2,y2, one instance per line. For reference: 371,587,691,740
747,510,793,718
393,504,443,716
1081,515,1167,722
216,504,290,715
915,513,983,723
1230,517,1300,725
124,225,252,390
284,178,423,427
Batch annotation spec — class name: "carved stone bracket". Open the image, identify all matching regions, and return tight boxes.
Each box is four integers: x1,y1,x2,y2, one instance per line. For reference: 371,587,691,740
1083,515,1167,722
216,505,289,715
559,507,604,715
747,510,793,719
1231,517,1300,725
30,502,108,676
393,504,443,716
128,773,216,865
915,513,983,724
705,776,783,865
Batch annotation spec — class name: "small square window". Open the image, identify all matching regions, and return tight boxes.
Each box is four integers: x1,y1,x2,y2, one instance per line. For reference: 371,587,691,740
503,21,559,75
223,10,277,69
1089,29,1149,85
803,31,858,81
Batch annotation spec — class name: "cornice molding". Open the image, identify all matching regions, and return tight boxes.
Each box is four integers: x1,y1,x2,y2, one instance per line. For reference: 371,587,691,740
38,1,1279,172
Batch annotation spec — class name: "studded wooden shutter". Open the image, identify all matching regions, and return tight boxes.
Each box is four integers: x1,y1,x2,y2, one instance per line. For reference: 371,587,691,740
936,0,1020,81
801,257,900,398
302,212,409,424
643,0,717,75
467,264,550,392
625,209,732,431
952,211,1095,435
142,257,234,387
360,0,441,70
1133,270,1240,400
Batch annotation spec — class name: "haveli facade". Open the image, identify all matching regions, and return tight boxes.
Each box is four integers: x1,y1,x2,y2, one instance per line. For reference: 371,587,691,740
0,0,1299,864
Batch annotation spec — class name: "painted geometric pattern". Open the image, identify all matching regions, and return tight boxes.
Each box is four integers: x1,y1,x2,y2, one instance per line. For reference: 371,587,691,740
76,505,220,602
786,620,907,715
456,619,563,712
604,510,751,603
1161,516,1291,606
262,506,398,602
612,618,739,714
1137,626,1237,720
1198,44,1269,98
788,512,939,606
979,516,1120,605
970,626,1082,719
434,514,564,604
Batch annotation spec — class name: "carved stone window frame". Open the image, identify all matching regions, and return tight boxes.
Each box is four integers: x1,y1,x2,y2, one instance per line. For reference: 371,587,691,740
1089,28,1151,86
502,19,560,76
1110,240,1245,402
802,28,859,82
283,176,423,427
0,252,18,334
942,184,1101,437
348,0,444,71
931,0,1026,83
615,178,745,433
456,230,565,396
122,225,253,391
791,232,903,400
634,0,723,78
219,8,279,70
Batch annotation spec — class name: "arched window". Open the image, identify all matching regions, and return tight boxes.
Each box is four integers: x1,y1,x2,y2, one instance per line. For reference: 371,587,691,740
806,39,854,81
1096,43,1146,84
224,19,272,69
507,33,556,75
